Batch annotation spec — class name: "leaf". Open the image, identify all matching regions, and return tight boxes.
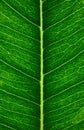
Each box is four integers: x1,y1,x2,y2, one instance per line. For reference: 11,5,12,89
0,0,84,130
43,0,84,129
0,0,40,129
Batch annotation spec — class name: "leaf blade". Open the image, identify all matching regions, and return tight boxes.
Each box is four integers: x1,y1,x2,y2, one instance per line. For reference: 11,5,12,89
43,0,84,129
0,0,40,129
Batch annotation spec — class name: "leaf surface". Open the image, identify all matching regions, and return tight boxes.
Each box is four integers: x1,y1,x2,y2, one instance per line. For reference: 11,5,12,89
0,0,84,130
0,0,40,129
43,0,84,129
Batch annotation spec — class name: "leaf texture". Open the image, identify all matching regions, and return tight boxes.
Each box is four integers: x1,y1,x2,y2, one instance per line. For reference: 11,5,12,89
0,0,40,129
0,0,84,130
43,0,84,129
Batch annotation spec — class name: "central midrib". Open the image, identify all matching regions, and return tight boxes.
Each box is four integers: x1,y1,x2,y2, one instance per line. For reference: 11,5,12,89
40,0,44,130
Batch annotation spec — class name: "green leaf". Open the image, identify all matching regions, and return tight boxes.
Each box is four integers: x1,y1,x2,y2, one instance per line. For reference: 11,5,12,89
0,0,40,129
43,0,84,129
0,0,84,130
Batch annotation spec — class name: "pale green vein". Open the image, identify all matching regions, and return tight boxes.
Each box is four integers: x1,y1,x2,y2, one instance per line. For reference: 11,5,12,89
44,80,84,102
0,24,39,42
44,49,84,76
0,58,39,82
40,0,44,130
0,123,16,130
0,88,39,106
1,0,39,28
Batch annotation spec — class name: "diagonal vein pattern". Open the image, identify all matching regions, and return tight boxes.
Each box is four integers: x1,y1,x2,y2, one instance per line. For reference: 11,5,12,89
0,0,40,129
0,0,84,130
43,0,84,129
